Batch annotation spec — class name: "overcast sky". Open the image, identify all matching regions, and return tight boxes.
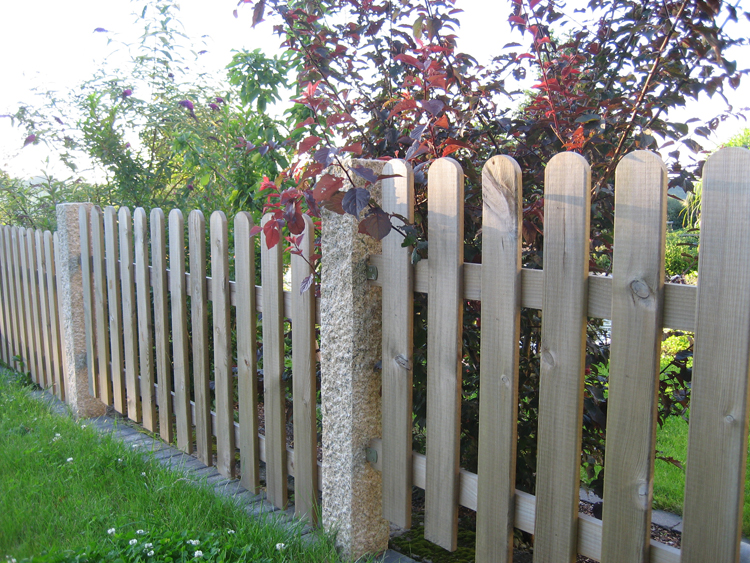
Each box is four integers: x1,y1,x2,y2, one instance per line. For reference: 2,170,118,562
0,0,747,181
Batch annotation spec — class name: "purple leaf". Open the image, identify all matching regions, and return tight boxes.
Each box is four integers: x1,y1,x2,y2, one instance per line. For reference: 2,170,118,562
303,189,321,217
215,97,225,104
313,146,338,166
420,99,445,116
178,99,194,111
300,273,315,294
341,188,371,217
209,103,220,111
350,165,378,184
23,134,36,148
93,27,108,33
409,123,427,141
358,208,392,240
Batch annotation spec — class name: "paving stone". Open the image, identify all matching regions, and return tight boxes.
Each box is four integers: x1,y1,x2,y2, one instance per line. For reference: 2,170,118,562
651,509,682,530
203,472,232,486
189,465,221,481
149,447,185,461
370,550,419,563
214,480,249,498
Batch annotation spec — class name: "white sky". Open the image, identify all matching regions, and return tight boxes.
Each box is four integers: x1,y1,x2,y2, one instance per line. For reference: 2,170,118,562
0,0,747,181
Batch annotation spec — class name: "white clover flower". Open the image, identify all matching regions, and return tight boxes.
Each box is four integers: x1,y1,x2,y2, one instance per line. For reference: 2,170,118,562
141,472,146,477
144,543,153,549
136,529,145,535
107,528,116,535
227,529,235,534
66,458,73,462
276,543,286,551
129,539,137,546
132,444,139,448
147,551,154,557
81,424,87,429
188,539,200,546
194,550,203,558
117,458,123,463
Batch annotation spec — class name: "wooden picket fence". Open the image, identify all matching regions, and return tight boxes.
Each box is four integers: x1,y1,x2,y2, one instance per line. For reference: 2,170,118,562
0,226,64,398
1,147,749,563
75,206,320,521
369,147,750,563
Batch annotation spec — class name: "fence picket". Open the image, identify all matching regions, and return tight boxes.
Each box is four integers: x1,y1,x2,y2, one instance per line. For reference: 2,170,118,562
26,228,46,388
424,158,464,551
234,212,259,492
211,211,235,478
135,208,156,432
682,147,750,562
534,152,591,563
0,227,12,364
291,214,318,522
381,159,415,529
35,230,53,391
151,209,173,443
21,229,41,383
120,207,141,422
78,210,97,397
13,229,31,376
261,212,287,508
104,207,126,412
189,210,212,466
45,232,63,398
91,207,112,405
169,209,192,453
6,227,23,372
475,155,523,563
601,151,667,563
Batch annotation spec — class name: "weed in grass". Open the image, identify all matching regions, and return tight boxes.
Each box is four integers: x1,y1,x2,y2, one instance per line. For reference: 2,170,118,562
0,370,343,562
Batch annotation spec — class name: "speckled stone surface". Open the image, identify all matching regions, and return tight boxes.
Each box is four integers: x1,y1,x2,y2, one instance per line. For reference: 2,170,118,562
56,203,106,418
320,159,389,559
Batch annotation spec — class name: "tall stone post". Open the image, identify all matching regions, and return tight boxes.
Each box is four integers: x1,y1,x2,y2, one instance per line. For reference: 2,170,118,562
56,203,105,418
320,159,389,558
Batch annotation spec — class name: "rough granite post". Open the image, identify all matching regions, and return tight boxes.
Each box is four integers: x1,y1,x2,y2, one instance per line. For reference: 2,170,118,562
320,159,389,559
56,203,105,418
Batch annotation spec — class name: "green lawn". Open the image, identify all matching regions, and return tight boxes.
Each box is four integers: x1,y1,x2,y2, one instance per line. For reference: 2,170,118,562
0,369,342,563
653,414,750,537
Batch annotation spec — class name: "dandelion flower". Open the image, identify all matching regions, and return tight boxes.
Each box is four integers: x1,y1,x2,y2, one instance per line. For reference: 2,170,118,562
129,539,137,546
194,550,203,558
107,528,116,535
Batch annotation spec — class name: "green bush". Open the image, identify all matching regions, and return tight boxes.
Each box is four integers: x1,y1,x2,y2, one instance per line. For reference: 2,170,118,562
664,230,699,277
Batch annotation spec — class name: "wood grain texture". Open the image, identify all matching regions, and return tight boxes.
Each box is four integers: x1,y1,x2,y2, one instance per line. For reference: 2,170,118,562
78,210,97,397
291,214,318,522
475,155,523,563
601,151,667,563
381,159,415,529
14,229,32,377
211,211,235,478
46,232,64,399
35,230,54,391
189,210,212,466
367,256,696,331
0,227,13,364
234,212,259,492
150,209,173,443
91,207,112,405
424,158,464,551
25,229,45,387
104,207,126,413
533,152,591,563
7,227,22,370
119,207,141,422
682,147,750,563
134,208,156,432
261,212,287,508
169,209,192,453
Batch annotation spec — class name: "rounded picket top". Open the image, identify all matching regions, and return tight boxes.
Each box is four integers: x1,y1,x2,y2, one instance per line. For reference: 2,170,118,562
482,155,522,228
